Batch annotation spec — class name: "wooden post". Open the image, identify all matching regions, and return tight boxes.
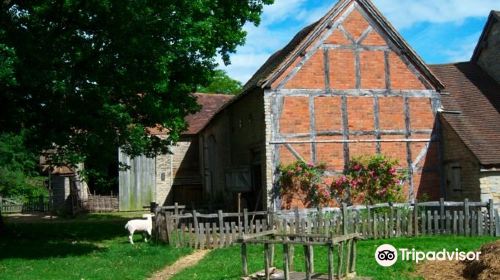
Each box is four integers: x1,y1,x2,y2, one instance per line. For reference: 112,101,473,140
192,210,199,248
440,198,445,234
309,244,314,273
342,203,348,235
294,207,300,233
413,200,419,236
243,208,249,234
238,193,241,228
304,245,312,280
241,242,248,276
488,199,495,236
496,210,500,237
345,239,352,276
396,208,401,237
264,243,271,280
478,210,483,236
328,243,334,280
350,239,357,274
389,204,394,238
283,243,290,280
464,198,470,236
217,210,224,248
337,242,344,279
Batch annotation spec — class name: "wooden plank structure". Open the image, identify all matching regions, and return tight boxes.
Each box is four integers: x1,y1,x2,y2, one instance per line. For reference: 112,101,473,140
238,231,362,280
154,198,498,249
0,196,52,214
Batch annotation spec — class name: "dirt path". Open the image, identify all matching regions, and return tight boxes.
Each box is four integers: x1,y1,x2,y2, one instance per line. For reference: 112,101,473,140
149,249,210,280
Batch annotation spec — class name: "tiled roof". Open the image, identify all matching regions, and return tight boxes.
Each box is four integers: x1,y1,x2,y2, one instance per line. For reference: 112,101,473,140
241,21,319,93
150,93,233,136
430,62,500,166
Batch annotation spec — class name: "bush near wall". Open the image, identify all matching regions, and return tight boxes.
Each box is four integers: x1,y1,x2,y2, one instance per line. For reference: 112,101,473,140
278,155,407,209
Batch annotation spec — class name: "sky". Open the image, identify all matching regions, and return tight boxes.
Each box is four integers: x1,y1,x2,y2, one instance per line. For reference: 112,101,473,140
219,0,500,84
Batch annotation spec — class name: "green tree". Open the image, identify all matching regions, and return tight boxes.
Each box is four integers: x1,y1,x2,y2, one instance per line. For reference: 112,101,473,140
0,132,46,199
198,70,242,95
0,1,272,172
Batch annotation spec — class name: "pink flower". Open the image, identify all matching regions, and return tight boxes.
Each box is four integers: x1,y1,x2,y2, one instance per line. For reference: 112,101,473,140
307,162,314,168
353,164,361,171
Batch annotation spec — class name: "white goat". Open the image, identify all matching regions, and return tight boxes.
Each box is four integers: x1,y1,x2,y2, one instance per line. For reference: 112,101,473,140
125,213,154,244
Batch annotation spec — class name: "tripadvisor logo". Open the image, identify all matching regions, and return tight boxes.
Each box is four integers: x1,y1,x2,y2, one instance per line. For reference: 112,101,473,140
375,244,481,267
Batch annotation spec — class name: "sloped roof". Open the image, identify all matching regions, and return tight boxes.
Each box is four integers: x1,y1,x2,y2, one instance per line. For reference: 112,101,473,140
242,0,444,93
430,63,500,166
150,93,233,136
472,10,500,62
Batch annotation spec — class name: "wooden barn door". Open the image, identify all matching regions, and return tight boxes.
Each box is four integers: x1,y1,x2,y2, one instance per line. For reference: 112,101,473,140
118,149,156,211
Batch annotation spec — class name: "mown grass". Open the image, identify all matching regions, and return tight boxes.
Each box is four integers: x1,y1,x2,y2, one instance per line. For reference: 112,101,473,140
0,213,191,280
171,235,498,280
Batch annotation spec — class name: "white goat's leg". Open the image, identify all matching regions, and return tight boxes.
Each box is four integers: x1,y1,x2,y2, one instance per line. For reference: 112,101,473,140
129,230,135,244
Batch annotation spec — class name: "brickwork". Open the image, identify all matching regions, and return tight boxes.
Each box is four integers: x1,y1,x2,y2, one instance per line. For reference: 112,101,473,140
378,97,405,130
314,96,342,131
329,50,356,89
360,51,385,89
266,3,441,207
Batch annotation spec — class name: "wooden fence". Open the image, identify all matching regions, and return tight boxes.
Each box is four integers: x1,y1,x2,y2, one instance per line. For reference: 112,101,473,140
155,198,499,249
83,194,119,212
0,196,51,213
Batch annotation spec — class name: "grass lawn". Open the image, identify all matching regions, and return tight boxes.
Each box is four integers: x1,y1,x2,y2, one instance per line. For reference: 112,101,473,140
0,213,192,280
171,235,498,280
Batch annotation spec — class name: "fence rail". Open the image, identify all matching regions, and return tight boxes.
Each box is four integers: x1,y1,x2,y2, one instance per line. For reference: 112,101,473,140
0,196,51,214
83,194,118,212
155,198,499,249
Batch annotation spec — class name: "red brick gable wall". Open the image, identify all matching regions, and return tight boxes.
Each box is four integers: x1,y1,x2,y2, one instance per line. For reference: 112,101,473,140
266,3,441,207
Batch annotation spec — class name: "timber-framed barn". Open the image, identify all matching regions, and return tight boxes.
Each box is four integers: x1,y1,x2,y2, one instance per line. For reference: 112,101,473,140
114,0,500,211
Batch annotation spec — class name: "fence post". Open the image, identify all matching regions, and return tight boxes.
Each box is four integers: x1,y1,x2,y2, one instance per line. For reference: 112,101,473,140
218,210,224,248
342,203,348,235
464,198,470,236
192,210,199,247
413,200,419,236
268,208,275,231
440,198,445,234
241,242,248,276
294,207,300,233
496,210,500,237
243,208,249,234
488,199,495,236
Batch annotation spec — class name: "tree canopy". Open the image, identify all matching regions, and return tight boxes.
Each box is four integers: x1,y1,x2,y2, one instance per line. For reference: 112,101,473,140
198,70,242,95
0,0,273,173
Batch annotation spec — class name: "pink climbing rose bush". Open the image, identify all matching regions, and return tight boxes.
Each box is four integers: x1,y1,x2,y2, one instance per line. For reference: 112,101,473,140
279,155,407,208
278,161,327,208
331,155,407,204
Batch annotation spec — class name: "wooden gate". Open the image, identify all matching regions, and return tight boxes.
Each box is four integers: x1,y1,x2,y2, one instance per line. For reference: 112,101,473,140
118,149,155,211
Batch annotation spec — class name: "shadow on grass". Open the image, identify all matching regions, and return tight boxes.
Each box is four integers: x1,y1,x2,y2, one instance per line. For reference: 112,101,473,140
0,239,106,260
0,214,140,260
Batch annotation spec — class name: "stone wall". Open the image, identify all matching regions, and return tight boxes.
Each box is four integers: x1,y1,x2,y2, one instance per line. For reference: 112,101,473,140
441,118,481,201
479,171,500,205
477,17,500,83
155,136,201,206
